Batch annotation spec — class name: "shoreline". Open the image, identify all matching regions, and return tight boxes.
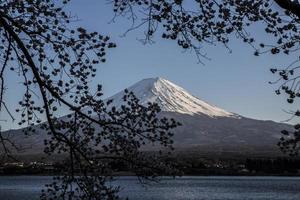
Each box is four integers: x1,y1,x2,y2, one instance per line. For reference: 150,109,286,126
1,173,300,177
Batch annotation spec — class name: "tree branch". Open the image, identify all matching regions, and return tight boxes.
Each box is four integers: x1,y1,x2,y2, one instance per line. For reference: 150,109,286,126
274,0,300,18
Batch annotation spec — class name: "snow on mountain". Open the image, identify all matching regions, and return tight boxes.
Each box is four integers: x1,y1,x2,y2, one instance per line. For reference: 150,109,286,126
107,77,238,118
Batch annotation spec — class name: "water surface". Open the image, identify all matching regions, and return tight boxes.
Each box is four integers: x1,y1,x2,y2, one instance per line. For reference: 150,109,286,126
0,176,299,200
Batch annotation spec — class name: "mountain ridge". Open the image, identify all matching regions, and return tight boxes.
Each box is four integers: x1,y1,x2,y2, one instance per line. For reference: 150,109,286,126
105,77,291,156
1,77,292,157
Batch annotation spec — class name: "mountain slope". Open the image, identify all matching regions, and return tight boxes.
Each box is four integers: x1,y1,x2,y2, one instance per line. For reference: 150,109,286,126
2,77,292,157
107,77,291,156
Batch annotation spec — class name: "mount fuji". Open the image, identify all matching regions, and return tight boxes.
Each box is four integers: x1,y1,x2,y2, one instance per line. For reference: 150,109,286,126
2,77,292,157
105,77,291,156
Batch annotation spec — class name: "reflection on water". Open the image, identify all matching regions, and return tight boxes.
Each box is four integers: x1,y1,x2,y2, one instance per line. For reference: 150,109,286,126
0,176,300,200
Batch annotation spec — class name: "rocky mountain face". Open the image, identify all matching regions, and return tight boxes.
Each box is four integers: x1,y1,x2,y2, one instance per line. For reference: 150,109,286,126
2,77,292,157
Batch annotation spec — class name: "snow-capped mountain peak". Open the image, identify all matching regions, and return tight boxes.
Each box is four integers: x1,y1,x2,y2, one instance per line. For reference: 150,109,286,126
106,77,237,118
4,77,292,157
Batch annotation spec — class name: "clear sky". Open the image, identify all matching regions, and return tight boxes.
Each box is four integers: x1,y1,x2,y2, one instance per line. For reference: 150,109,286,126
0,0,298,130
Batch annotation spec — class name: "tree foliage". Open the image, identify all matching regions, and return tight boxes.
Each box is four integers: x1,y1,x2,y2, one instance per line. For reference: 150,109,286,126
0,0,180,199
112,0,299,61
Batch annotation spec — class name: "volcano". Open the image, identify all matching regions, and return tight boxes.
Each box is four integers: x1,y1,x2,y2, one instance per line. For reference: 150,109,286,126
105,77,291,156
2,77,292,157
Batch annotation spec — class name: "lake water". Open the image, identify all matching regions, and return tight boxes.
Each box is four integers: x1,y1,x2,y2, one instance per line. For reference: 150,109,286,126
0,176,299,200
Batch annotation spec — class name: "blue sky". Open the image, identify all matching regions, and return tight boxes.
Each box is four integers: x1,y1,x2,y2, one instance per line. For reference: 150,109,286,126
0,0,298,130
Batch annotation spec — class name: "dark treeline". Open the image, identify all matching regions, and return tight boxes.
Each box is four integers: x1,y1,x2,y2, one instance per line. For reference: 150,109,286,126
246,158,300,174
2,156,300,176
